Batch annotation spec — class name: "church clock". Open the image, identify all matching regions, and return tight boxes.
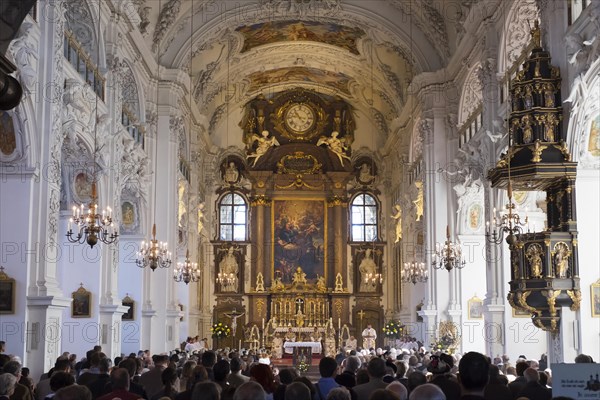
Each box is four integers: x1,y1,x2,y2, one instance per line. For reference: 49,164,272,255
284,103,315,135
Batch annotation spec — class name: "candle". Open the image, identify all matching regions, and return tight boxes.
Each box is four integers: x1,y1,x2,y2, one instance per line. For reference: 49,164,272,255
262,317,265,331
239,339,241,350
338,317,341,330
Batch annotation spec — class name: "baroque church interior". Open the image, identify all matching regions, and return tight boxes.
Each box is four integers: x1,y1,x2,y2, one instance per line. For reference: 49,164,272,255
0,0,599,381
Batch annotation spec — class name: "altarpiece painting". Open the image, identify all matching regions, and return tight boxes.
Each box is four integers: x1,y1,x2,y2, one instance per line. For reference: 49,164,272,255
272,199,326,284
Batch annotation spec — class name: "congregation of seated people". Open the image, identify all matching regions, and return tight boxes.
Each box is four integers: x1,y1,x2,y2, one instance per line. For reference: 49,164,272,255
0,339,594,400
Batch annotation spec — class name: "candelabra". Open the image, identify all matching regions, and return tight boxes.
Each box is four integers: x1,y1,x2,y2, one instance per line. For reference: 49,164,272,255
67,182,118,248
432,226,466,272
364,272,383,285
136,224,171,271
402,260,428,284
486,183,528,245
173,250,200,285
217,272,236,286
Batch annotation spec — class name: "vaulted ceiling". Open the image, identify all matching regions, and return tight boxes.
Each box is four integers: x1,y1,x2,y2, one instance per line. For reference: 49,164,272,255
132,0,478,146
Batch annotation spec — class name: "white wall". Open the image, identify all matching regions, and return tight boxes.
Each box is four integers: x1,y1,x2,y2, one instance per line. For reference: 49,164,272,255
0,176,33,358
58,217,103,358
576,169,600,361
118,237,144,356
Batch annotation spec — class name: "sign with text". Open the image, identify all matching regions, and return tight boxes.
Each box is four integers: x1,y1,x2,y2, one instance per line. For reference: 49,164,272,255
552,363,600,399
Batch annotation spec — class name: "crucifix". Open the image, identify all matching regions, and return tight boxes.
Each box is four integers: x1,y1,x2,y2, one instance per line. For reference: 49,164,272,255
224,308,245,339
295,298,304,313
357,309,365,331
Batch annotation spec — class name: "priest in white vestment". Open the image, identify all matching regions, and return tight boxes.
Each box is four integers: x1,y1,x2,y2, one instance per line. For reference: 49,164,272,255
362,324,377,350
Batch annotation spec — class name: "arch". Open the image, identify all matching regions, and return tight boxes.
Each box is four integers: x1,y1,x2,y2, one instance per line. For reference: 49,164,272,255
566,57,600,169
217,192,248,242
120,61,141,121
64,0,96,60
497,0,539,76
349,192,380,242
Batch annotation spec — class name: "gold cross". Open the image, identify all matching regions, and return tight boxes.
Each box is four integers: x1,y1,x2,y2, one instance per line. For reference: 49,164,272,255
357,309,365,321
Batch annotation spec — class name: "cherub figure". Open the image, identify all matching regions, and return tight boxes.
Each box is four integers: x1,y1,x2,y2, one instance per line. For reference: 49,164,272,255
247,130,280,167
317,131,351,165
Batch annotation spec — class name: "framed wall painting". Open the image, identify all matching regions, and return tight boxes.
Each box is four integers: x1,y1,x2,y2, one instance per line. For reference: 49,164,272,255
0,267,15,314
512,307,530,318
122,295,134,321
272,198,326,284
72,284,91,318
592,279,600,318
467,295,484,320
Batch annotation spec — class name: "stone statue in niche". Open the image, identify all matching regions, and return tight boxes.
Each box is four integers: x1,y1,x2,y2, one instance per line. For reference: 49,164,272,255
218,246,239,291
413,181,424,222
522,115,533,144
554,242,570,278
178,183,186,228
223,161,239,183
247,130,280,167
543,83,555,108
358,163,375,183
358,248,377,292
523,85,534,109
197,203,205,234
391,205,402,243
525,243,543,278
317,131,351,165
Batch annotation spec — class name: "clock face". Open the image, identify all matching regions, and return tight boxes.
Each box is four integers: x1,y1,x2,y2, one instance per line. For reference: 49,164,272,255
284,104,315,134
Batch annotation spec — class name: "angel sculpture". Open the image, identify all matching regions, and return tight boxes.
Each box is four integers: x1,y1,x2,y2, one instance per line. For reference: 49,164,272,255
391,204,403,243
247,130,280,167
317,131,351,165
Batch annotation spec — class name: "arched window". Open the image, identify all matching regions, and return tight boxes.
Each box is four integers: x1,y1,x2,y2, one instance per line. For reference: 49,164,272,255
350,193,378,242
219,193,247,241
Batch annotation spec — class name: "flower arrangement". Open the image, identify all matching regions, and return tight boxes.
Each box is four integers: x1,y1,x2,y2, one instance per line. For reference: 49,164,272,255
430,333,456,354
296,360,309,374
382,320,403,338
211,322,231,339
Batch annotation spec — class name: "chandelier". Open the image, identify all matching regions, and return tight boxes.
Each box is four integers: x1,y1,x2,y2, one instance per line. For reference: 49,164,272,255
432,226,466,271
136,223,171,271
67,181,118,248
173,249,200,285
402,260,428,285
66,0,116,249
485,182,528,246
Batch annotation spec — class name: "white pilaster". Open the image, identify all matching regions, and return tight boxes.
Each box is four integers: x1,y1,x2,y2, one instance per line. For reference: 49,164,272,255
25,0,70,378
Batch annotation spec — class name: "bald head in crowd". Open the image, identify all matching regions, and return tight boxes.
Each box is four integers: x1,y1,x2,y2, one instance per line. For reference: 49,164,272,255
233,381,266,400
387,381,408,400
285,382,311,400
408,383,446,400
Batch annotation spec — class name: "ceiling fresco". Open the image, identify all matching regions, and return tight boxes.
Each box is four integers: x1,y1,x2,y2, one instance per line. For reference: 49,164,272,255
246,67,353,96
235,20,366,55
